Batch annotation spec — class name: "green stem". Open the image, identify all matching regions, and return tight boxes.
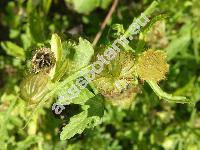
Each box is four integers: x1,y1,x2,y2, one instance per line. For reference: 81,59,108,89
147,80,191,103
124,1,158,38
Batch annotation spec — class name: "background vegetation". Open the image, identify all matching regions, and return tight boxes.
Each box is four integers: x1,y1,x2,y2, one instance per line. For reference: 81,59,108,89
0,0,200,149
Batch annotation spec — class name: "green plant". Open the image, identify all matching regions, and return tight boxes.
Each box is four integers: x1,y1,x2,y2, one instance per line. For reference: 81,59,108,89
18,1,192,141
1,0,199,149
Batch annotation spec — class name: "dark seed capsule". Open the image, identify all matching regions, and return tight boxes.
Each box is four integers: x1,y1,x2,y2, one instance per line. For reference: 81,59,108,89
32,48,56,74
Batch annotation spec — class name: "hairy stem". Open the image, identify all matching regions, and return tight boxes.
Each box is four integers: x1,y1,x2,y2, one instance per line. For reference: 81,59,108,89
147,80,191,103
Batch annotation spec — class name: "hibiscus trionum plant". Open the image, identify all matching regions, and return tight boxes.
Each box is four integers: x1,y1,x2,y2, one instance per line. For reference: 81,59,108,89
20,1,190,140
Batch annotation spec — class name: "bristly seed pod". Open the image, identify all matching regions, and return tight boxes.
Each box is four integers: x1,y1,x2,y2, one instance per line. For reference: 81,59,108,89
93,52,139,108
32,48,56,74
135,49,169,82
